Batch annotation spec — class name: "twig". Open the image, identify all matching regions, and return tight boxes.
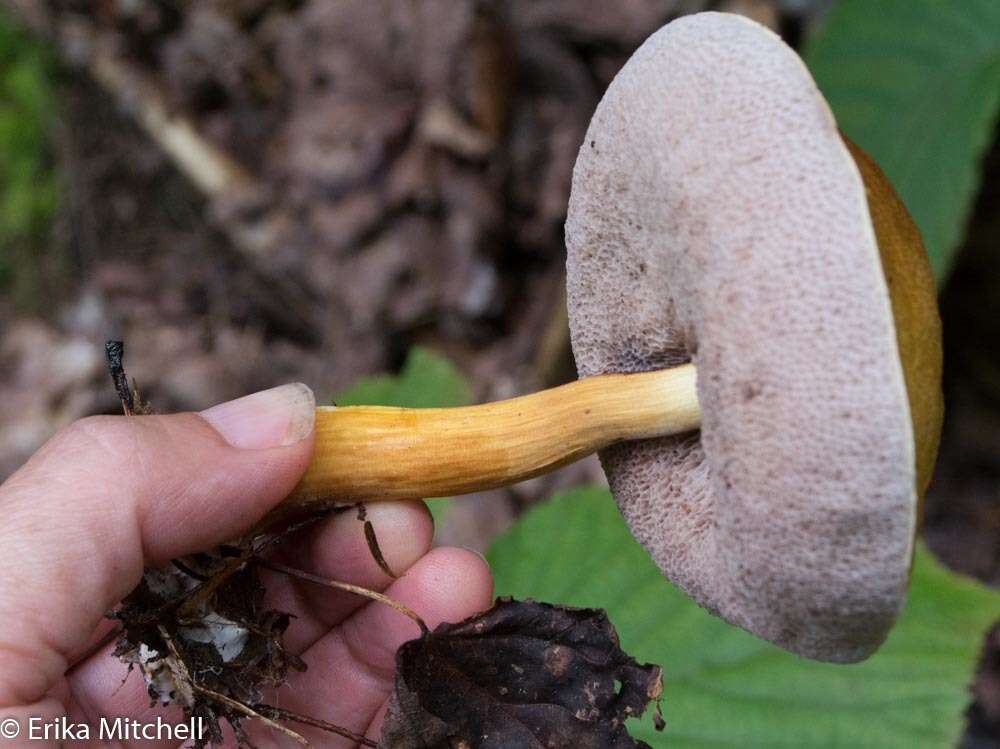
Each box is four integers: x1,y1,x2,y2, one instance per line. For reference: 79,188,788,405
89,45,253,200
176,510,335,618
176,547,256,619
254,704,379,748
193,686,311,748
262,560,429,635
358,504,399,578
105,340,134,415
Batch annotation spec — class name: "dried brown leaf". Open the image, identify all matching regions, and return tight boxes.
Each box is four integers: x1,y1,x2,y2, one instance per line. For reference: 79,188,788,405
382,597,663,749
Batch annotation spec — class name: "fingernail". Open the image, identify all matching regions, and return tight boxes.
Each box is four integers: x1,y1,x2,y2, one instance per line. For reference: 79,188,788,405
200,383,315,449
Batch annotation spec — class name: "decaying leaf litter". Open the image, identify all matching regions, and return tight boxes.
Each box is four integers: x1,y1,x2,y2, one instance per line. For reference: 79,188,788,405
105,343,664,747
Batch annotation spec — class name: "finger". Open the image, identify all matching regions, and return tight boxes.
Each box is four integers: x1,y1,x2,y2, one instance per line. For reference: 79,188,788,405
0,383,315,714
65,618,120,667
261,500,435,654
252,547,493,747
364,700,391,745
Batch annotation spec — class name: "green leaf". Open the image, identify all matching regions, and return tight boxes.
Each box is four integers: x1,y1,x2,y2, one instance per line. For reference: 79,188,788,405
334,347,471,409
805,0,1000,283
488,487,1000,747
334,347,472,525
0,11,58,293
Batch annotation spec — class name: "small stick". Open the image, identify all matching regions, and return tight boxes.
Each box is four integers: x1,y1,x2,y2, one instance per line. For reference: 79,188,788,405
358,504,398,578
193,685,311,748
262,560,429,635
176,511,335,618
176,548,255,619
254,704,379,748
89,47,253,199
105,340,134,416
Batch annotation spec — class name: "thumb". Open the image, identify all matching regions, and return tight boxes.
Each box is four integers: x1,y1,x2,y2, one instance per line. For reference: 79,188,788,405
0,383,315,710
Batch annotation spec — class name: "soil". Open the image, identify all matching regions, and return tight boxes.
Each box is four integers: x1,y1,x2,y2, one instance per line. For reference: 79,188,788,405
0,0,997,744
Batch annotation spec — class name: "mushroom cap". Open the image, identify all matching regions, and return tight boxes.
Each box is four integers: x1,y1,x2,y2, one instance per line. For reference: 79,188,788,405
844,137,943,508
566,12,937,663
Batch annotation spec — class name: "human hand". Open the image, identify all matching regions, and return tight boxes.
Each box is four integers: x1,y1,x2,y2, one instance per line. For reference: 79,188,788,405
0,384,494,747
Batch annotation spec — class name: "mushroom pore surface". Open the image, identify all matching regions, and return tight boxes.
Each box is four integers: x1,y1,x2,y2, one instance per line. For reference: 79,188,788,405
845,138,943,508
566,12,940,663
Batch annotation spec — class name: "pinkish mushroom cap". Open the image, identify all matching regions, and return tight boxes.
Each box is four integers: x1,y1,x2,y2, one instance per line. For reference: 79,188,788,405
566,12,917,663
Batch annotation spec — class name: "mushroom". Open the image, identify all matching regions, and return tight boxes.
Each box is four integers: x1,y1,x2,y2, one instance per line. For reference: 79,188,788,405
277,12,942,663
564,12,943,663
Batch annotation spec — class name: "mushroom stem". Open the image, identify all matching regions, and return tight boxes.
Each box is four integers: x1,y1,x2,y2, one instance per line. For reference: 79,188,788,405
287,363,700,506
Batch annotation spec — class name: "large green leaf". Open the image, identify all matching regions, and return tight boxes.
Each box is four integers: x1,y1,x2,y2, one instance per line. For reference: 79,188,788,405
805,0,1000,282
488,487,1000,747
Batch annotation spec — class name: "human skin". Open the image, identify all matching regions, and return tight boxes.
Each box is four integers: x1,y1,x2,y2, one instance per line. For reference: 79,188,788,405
0,383,494,748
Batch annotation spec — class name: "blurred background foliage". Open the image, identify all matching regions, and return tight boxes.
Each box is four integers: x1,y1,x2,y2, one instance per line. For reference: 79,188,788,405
1,1,1000,746
805,0,1000,281
0,11,58,304
335,347,471,410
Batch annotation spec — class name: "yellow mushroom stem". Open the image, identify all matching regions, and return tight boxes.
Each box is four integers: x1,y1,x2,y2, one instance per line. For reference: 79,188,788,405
286,363,701,507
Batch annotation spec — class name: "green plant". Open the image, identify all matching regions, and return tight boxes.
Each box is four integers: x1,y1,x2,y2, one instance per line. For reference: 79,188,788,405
334,347,471,409
806,0,1000,282
0,12,58,301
